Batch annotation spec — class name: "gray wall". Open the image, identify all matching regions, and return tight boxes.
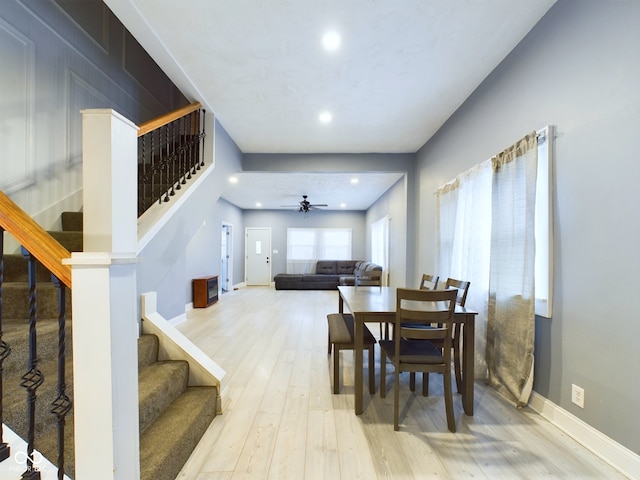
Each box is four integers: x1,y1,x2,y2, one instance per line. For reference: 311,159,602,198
0,0,186,234
241,152,415,283
137,120,245,319
414,0,640,454
243,209,367,280
243,153,414,174
365,176,411,287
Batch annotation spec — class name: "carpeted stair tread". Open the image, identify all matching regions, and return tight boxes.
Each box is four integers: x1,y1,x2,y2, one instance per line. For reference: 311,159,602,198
2,254,63,283
2,211,217,479
47,230,83,253
138,360,189,433
139,386,217,480
60,211,83,232
1,282,71,319
138,334,159,371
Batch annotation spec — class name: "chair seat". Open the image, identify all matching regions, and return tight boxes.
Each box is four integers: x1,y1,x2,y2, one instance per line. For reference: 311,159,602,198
328,313,376,346
327,313,376,394
379,339,442,364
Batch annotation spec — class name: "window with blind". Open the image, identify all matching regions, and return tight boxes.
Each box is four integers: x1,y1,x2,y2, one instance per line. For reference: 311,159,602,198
286,228,352,273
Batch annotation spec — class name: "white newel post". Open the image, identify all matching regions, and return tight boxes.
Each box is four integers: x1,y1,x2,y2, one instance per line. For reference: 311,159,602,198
64,109,140,479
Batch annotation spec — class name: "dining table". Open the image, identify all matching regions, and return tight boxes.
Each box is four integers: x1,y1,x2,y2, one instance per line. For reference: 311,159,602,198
337,285,478,416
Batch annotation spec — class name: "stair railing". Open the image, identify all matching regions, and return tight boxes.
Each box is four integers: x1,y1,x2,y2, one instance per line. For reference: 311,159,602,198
137,102,206,217
0,190,72,480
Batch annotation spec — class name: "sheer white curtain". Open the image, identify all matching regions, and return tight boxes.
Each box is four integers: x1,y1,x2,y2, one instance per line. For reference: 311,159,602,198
286,228,352,273
435,131,538,406
436,163,492,377
371,216,389,285
486,132,538,406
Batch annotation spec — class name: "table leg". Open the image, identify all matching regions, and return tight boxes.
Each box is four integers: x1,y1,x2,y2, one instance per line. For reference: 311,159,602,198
339,294,344,313
354,313,363,415
462,313,475,415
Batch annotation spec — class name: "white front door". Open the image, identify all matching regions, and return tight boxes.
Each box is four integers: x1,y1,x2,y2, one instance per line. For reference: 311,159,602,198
245,227,271,286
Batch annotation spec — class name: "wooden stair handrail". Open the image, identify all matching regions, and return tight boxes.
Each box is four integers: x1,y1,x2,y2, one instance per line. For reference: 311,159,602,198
0,191,72,288
137,102,202,137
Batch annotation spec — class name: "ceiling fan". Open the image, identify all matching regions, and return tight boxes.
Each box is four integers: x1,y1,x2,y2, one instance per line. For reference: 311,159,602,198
280,195,328,215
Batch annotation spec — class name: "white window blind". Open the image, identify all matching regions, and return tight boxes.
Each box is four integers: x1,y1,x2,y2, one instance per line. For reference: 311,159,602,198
286,228,352,273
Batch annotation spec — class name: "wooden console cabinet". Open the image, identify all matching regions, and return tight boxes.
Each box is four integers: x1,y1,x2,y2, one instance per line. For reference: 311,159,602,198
193,275,218,308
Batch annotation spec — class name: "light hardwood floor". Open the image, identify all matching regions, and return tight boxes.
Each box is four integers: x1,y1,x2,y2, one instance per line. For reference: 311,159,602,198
175,287,627,479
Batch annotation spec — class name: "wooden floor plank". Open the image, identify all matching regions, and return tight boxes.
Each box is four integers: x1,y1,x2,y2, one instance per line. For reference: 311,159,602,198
177,287,629,480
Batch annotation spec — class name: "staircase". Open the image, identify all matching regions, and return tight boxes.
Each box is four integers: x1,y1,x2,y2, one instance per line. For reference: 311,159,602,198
1,211,217,479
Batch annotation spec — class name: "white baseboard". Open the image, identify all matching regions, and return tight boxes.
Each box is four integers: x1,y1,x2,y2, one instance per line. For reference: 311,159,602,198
529,390,639,479
169,312,187,327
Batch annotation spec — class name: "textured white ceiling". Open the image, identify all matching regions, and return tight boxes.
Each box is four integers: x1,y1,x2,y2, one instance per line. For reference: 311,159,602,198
222,172,404,210
103,0,556,208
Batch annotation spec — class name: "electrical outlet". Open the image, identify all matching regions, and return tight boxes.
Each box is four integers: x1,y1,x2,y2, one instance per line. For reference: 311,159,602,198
571,384,585,408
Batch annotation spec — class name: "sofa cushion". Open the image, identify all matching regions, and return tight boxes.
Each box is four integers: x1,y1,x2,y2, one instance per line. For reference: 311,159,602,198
356,261,382,273
315,261,337,275
303,274,340,283
336,261,357,275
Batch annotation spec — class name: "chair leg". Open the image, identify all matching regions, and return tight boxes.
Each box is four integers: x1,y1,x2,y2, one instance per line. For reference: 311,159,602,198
394,368,400,431
422,372,429,396
409,372,416,392
368,345,375,394
380,349,387,398
327,328,332,355
443,365,456,433
453,325,463,394
333,346,340,394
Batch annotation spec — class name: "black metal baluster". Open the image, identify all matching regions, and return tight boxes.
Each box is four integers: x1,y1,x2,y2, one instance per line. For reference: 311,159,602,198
195,109,201,171
0,227,11,462
20,248,43,480
186,113,193,180
163,124,170,203
190,111,198,176
200,109,206,167
169,120,176,196
171,119,180,192
180,116,187,185
50,276,71,480
138,136,146,216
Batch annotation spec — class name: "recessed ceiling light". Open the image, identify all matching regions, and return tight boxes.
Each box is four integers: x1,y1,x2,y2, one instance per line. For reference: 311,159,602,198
229,176,238,184
350,178,359,185
340,203,347,208
319,111,332,124
322,31,341,51
256,202,262,208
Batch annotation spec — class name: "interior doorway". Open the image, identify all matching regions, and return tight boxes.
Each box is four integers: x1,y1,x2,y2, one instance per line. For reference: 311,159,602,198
221,223,233,292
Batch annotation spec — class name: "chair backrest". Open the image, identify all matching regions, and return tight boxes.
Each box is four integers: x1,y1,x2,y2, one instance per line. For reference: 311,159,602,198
355,269,383,286
444,278,470,307
419,274,439,290
395,288,457,348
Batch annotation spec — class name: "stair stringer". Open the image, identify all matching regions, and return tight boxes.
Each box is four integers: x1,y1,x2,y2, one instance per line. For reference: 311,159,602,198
140,292,227,414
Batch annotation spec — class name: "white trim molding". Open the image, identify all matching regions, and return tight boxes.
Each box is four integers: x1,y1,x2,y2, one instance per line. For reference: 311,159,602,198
529,390,639,479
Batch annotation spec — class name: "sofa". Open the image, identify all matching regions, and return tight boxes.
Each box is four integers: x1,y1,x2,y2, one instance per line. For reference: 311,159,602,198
274,260,382,290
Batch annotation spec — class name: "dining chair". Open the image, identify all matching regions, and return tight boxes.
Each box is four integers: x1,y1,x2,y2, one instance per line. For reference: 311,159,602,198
444,278,470,393
327,313,377,394
419,273,439,290
407,273,438,392
355,269,388,339
379,287,458,431
408,277,470,394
